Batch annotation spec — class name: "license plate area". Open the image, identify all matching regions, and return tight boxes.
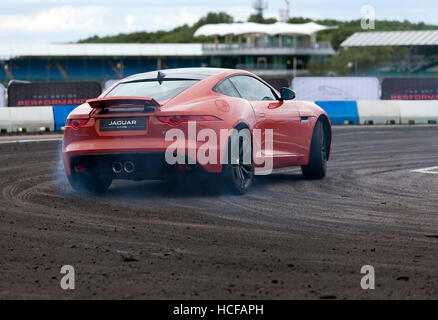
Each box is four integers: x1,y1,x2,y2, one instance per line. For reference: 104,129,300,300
99,118,147,131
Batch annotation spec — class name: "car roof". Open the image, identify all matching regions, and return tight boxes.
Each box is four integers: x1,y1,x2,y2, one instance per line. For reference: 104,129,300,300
121,67,234,83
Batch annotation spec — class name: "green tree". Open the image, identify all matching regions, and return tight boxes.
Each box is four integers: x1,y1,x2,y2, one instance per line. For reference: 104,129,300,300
193,12,234,30
247,14,277,24
78,12,234,44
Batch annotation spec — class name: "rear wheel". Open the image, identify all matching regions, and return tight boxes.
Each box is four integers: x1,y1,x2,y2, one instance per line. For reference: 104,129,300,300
221,128,254,194
67,172,111,194
301,120,327,179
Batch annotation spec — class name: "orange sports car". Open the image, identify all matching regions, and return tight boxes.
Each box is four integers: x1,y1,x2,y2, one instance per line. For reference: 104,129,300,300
62,68,331,194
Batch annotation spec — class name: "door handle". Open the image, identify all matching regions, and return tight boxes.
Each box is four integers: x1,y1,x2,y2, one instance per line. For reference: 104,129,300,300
300,116,310,122
259,113,266,117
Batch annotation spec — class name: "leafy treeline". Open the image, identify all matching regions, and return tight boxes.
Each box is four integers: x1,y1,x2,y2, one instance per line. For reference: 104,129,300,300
79,12,438,49
78,12,234,44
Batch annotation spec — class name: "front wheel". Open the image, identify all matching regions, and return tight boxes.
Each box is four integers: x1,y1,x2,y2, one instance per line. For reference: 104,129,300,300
301,120,327,179
221,128,254,194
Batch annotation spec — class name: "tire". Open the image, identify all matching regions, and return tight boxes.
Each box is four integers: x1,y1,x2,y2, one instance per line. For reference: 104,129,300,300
221,128,254,194
67,172,111,194
301,120,327,179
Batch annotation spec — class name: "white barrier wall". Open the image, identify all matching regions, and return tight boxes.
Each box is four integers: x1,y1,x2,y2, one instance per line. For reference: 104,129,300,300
357,101,401,124
293,77,380,101
0,84,5,107
0,101,437,134
0,108,11,132
9,107,55,132
399,101,438,124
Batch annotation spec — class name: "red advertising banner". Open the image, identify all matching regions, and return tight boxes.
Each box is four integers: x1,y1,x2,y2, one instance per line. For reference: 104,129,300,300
7,81,102,106
382,78,438,100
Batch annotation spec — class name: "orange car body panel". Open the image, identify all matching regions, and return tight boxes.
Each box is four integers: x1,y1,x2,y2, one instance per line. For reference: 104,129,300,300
62,69,330,177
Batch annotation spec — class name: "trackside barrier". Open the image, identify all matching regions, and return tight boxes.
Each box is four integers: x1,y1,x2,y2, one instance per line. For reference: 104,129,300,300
293,77,380,101
357,101,401,125
9,107,55,132
53,105,78,131
399,101,438,124
0,108,11,132
0,83,5,107
315,101,359,125
1,101,438,133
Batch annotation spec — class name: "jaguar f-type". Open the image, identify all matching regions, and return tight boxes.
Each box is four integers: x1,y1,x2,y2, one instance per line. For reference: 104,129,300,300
62,68,331,194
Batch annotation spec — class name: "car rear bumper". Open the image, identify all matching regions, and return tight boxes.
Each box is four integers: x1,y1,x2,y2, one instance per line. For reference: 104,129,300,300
62,137,223,177
69,152,208,181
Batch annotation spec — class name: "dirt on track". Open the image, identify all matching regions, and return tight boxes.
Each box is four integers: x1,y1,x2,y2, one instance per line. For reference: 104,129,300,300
0,126,437,299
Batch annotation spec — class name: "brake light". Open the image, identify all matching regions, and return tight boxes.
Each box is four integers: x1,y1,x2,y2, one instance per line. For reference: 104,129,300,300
157,115,220,126
66,119,89,129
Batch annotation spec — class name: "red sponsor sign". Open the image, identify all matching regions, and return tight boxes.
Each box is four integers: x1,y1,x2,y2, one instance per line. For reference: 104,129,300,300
8,82,101,106
382,78,438,100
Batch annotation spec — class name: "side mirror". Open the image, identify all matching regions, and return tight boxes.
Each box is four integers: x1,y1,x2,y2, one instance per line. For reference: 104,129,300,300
280,88,296,100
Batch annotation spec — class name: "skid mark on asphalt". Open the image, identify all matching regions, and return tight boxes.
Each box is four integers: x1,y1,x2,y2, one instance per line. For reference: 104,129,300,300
1,127,438,299
411,166,438,175
0,138,62,145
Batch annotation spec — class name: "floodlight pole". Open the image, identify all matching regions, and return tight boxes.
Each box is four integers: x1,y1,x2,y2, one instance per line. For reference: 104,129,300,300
253,0,268,23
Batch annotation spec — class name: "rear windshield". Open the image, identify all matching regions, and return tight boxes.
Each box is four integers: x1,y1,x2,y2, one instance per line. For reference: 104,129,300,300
106,80,198,102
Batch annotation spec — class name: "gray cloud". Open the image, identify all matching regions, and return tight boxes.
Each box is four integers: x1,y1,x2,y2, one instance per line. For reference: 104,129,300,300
0,0,436,44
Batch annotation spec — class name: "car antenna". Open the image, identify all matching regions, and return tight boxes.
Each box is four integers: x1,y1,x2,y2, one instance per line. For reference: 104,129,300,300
157,71,166,84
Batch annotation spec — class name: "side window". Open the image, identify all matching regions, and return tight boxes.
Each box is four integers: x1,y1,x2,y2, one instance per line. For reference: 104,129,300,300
214,78,241,98
229,76,277,101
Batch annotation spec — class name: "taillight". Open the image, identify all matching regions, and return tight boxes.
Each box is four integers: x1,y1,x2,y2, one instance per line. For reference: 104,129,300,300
66,119,89,129
157,115,220,126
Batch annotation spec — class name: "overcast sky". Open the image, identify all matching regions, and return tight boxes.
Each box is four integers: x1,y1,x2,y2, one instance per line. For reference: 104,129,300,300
0,0,436,44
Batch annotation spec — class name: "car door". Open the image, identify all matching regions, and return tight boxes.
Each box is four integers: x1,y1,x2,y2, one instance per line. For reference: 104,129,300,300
229,75,303,165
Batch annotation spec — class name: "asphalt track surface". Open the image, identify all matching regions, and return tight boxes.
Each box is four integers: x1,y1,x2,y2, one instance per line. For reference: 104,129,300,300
0,126,437,299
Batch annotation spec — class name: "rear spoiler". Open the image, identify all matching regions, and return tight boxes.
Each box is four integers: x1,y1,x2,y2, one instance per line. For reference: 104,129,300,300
87,96,161,112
